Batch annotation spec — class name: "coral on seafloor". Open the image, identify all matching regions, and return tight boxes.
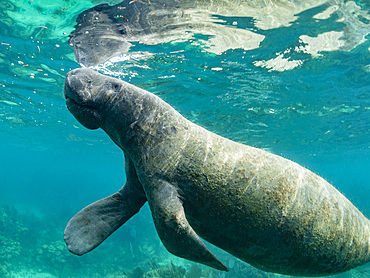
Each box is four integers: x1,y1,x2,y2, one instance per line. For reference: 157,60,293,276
0,204,24,265
0,204,69,275
1,202,369,278
121,261,214,278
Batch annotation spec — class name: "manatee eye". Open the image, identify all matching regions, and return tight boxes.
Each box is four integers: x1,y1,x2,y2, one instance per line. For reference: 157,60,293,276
112,82,120,92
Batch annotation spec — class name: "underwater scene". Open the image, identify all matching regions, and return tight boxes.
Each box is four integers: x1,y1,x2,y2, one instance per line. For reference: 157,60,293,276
0,0,370,277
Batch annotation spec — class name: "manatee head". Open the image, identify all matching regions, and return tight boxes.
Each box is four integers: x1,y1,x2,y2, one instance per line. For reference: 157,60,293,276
64,68,122,129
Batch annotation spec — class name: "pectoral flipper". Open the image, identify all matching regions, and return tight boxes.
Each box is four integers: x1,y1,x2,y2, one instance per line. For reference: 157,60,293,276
148,179,228,271
64,155,147,255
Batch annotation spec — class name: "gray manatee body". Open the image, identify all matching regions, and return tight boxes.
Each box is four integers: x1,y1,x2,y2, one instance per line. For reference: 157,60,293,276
70,0,370,66
64,68,370,276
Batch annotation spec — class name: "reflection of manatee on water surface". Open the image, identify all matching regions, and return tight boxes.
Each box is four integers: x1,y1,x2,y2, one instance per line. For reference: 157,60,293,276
69,0,370,66
63,68,370,276
69,0,265,66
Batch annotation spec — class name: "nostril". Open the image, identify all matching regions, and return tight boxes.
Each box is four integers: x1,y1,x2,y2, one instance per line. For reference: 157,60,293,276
70,75,84,91
65,71,74,81
69,68,80,76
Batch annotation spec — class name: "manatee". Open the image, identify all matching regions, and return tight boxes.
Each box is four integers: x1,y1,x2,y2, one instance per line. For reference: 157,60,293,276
69,0,264,66
64,68,370,276
70,0,329,66
70,0,370,66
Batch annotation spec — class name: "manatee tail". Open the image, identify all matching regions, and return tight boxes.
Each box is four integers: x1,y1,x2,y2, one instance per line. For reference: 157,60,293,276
64,185,147,255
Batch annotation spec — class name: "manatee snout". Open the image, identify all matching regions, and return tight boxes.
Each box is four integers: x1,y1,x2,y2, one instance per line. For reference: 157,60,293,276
64,70,85,103
64,68,99,104
64,68,102,129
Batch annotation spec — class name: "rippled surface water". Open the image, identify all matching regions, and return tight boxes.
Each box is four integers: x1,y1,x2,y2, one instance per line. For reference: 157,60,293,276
0,0,369,277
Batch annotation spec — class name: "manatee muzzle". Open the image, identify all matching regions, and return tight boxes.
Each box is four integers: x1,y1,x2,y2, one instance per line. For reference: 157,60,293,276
64,70,102,129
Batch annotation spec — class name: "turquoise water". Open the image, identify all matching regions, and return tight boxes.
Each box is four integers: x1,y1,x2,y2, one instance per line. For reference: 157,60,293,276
1,0,370,277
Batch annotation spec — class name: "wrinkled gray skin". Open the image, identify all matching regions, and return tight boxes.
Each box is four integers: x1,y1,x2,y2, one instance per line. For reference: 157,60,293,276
64,68,370,276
